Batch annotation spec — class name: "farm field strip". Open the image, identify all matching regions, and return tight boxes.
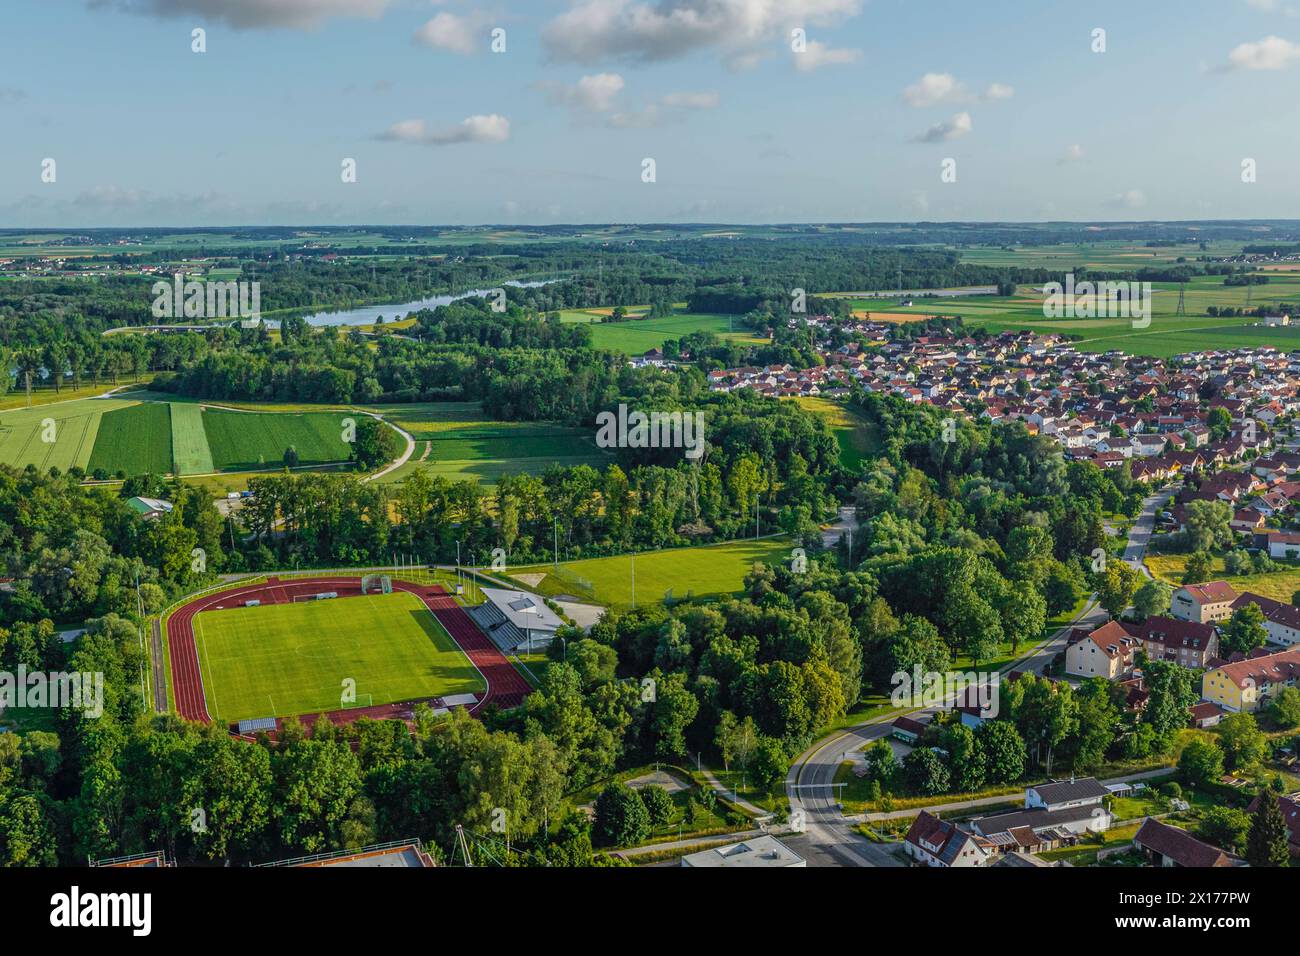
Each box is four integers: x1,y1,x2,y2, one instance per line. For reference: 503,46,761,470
0,398,138,473
202,407,352,471
88,402,174,476
169,402,215,475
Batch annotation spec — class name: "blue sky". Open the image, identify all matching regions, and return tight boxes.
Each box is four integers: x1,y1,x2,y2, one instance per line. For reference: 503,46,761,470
2,0,1299,226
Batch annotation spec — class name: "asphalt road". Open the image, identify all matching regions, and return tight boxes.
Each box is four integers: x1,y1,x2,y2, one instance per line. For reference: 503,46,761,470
781,490,1181,867
1122,484,1178,576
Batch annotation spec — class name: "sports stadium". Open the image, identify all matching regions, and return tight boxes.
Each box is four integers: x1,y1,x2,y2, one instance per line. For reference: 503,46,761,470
162,573,533,735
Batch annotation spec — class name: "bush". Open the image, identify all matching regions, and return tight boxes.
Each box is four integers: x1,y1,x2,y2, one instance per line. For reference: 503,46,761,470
638,785,674,828
593,783,650,847
1161,781,1183,800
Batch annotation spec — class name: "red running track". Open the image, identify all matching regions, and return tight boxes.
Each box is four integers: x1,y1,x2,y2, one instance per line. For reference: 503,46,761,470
165,575,531,727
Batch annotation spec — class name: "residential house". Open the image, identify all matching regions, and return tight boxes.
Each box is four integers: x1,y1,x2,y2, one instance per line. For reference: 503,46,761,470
1132,616,1218,669
1065,621,1138,679
1132,818,1233,868
1202,647,1300,712
903,811,992,868
1170,581,1240,624
1232,592,1300,647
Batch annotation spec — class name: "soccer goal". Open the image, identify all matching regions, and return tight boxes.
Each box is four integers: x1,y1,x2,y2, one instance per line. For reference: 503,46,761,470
361,574,392,595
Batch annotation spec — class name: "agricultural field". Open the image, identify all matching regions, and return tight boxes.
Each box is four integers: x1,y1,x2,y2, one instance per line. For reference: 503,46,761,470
202,407,352,471
586,312,767,354
169,402,215,475
87,402,174,476
192,590,485,724
0,393,357,478
0,397,134,472
794,397,878,470
510,536,794,608
376,401,612,486
842,273,1300,358
956,239,1247,271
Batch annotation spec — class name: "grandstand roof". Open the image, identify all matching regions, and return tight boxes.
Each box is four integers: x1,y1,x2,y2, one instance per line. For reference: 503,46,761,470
479,587,564,635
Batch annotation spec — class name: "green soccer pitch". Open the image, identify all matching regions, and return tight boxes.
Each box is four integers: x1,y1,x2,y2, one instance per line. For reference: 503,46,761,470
191,590,486,724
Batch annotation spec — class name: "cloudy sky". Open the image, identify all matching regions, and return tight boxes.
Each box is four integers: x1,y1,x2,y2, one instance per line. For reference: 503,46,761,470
2,0,1299,226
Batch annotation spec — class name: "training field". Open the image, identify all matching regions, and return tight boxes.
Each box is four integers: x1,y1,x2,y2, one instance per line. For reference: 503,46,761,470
192,590,485,723
512,537,793,607
376,401,611,485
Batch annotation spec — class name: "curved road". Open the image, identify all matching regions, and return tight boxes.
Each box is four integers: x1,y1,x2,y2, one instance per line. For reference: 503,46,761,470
784,486,1175,866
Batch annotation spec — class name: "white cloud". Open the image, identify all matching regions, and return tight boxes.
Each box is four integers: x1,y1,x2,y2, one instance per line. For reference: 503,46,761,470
542,0,863,64
903,72,965,107
1223,34,1300,69
1059,143,1085,163
99,0,390,31
902,72,1014,106
540,73,627,112
793,40,862,71
414,12,491,55
379,114,511,145
609,89,719,127
911,111,972,143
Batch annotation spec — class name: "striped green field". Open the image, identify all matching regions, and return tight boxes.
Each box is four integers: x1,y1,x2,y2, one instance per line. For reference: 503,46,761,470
88,402,174,476
202,408,353,471
0,398,132,473
193,590,485,723
170,402,215,475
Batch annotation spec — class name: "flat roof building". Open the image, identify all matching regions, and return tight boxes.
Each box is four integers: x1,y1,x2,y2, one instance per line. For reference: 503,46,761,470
470,586,566,653
680,835,805,868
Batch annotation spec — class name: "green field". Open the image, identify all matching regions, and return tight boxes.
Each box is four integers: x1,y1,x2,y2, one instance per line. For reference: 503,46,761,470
794,397,878,470
202,407,353,471
511,537,794,607
0,398,136,473
192,590,485,723
88,402,174,476
840,273,1300,358
0,394,365,478
587,313,766,354
169,402,215,475
377,401,612,485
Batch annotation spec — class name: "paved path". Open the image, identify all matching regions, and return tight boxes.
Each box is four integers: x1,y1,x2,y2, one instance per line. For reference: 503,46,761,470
1123,484,1178,577
697,766,771,819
